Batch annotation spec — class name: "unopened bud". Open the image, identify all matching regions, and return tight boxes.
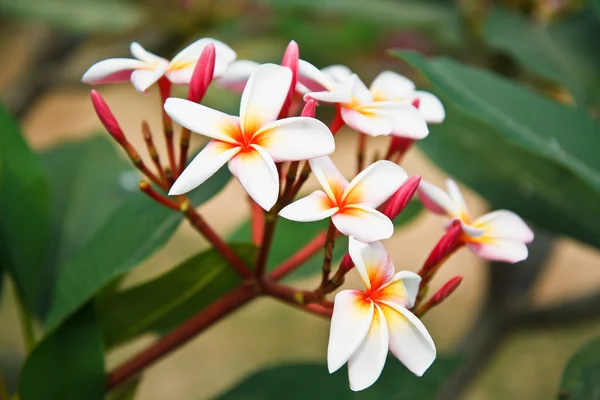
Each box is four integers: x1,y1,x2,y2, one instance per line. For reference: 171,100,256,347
421,220,462,277
383,175,421,220
339,253,354,273
388,136,414,155
90,90,126,145
300,98,318,118
412,97,421,109
430,276,463,305
279,40,299,118
188,43,216,103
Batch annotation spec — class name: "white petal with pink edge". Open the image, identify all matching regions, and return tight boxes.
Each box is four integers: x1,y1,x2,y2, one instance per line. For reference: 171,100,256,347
164,98,240,144
308,156,349,202
347,305,389,391
414,91,445,123
446,179,468,215
418,180,460,217
168,38,236,80
81,58,146,85
360,102,428,139
240,64,291,133
298,59,332,92
255,117,335,162
228,145,279,211
332,206,394,243
348,237,394,291
344,160,407,208
328,290,374,373
467,239,529,263
340,107,395,137
169,141,240,196
380,302,436,376
279,191,339,222
131,61,169,93
381,271,421,308
370,71,415,101
473,210,534,243
216,60,260,93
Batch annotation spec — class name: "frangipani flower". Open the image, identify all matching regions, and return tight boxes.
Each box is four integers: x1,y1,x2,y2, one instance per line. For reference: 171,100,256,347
328,238,436,391
298,61,428,138
370,71,445,124
82,39,236,93
216,60,260,93
279,157,407,243
418,179,534,263
164,63,335,211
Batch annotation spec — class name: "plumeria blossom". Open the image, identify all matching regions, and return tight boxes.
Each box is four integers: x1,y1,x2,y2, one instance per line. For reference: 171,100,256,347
279,157,407,243
418,179,534,263
82,39,236,93
298,60,428,138
164,63,335,211
328,238,436,391
216,59,260,93
370,71,445,124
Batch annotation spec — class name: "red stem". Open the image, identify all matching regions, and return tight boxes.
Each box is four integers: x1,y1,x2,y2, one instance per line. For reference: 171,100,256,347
269,231,327,281
329,105,345,135
250,199,264,245
356,133,367,174
158,77,176,174
139,181,179,211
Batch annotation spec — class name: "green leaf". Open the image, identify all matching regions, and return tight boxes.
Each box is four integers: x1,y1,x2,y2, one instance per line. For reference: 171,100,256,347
20,303,105,400
96,244,256,349
0,0,145,33
218,356,461,399
44,166,232,332
484,8,600,108
559,337,600,400
392,51,600,248
106,378,140,400
229,201,422,280
0,104,50,313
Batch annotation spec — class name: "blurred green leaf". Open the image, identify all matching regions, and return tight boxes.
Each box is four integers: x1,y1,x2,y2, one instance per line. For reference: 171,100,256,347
559,336,600,400
20,303,105,400
218,356,460,399
485,8,600,108
97,244,255,349
393,51,600,248
0,0,145,33
106,378,140,400
0,104,49,313
44,165,232,332
229,201,422,280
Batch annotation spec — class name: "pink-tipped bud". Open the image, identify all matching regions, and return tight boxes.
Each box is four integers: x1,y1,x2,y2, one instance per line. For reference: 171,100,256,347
430,276,463,305
300,98,318,118
90,90,125,145
383,175,421,220
339,253,355,273
279,40,299,118
412,97,421,109
188,43,216,103
388,136,414,155
421,220,462,276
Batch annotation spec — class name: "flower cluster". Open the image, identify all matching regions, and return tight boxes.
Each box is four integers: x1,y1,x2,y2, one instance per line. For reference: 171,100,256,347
84,38,533,391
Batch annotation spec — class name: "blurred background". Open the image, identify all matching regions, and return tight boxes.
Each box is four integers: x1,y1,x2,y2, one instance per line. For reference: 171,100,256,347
1,0,600,399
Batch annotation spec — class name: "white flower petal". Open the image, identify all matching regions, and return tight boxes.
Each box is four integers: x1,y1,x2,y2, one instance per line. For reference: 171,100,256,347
414,91,445,124
328,290,374,373
322,64,354,85
340,106,395,137
308,156,349,203
164,98,240,144
446,179,468,215
377,271,421,309
278,190,339,222
348,237,395,292
473,210,534,243
359,101,428,139
130,42,165,64
298,59,333,92
347,305,389,392
169,140,239,195
130,61,169,93
460,221,485,238
216,60,260,93
418,180,460,217
345,160,407,208
332,205,394,243
254,117,335,162
168,38,236,82
304,90,352,104
228,145,279,211
370,71,415,101
380,302,436,377
349,74,373,104
240,64,291,133
81,58,145,85
467,239,529,263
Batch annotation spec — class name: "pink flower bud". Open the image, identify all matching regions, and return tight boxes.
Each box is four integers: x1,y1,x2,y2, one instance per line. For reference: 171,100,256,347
421,220,462,277
90,90,125,145
188,43,216,103
430,276,463,305
412,97,421,109
300,98,318,118
279,40,299,118
339,253,354,273
388,136,414,155
383,175,421,220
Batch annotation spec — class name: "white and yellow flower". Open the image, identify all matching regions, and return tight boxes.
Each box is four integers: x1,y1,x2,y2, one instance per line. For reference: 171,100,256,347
82,39,236,93
328,237,436,391
164,64,335,211
418,179,534,263
279,157,407,243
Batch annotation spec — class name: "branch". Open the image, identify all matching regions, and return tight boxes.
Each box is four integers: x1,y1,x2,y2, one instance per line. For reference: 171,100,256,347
515,291,600,329
269,231,327,281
